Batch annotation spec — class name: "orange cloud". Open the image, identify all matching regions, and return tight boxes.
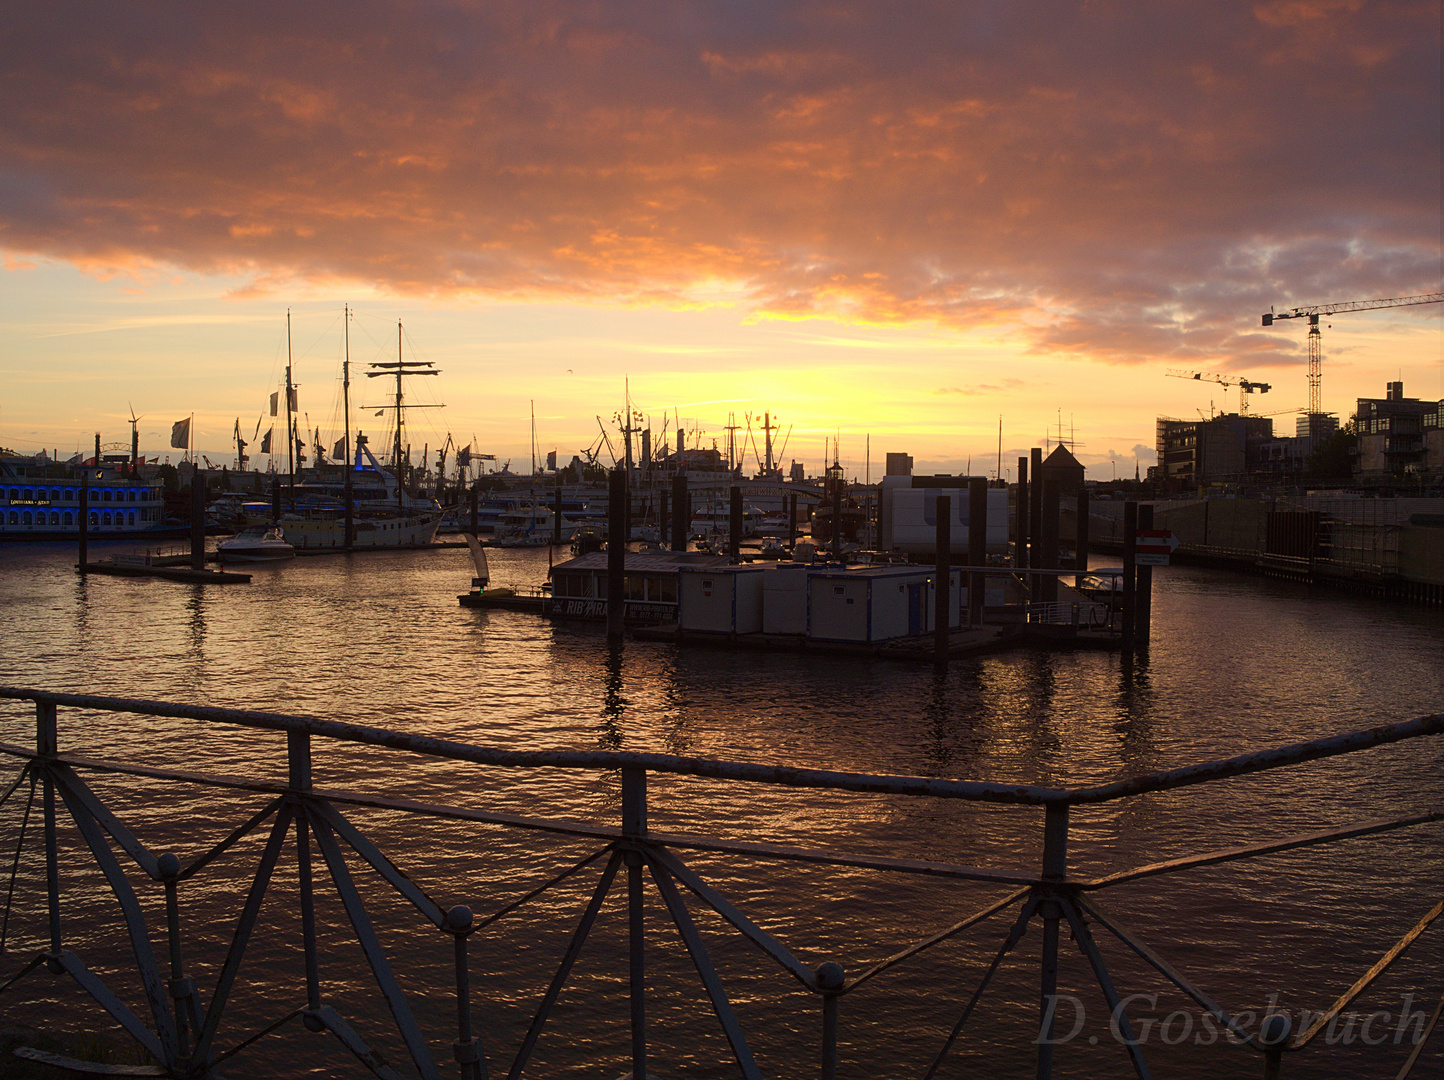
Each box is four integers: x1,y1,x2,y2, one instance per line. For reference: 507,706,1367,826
0,0,1436,371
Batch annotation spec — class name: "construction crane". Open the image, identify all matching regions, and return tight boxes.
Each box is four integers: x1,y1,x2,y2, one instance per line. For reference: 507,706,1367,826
1166,369,1271,414
1262,292,1444,416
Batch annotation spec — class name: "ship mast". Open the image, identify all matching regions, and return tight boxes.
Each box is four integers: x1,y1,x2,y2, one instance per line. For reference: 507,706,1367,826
344,305,353,548
286,309,296,507
364,319,440,512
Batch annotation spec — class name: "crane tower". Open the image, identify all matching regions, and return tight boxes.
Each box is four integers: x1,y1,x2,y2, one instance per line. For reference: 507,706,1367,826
1262,292,1444,416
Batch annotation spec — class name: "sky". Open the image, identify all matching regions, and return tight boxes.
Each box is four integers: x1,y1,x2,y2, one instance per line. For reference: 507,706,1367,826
1,0,1440,481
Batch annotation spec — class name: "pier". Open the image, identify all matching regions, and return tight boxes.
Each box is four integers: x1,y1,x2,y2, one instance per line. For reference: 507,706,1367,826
0,687,1439,1078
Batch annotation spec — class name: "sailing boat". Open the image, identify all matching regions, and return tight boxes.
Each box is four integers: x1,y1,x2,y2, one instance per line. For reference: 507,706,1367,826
276,311,444,551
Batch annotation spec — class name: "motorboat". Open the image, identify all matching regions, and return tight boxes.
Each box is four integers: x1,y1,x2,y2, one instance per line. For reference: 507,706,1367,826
216,526,295,563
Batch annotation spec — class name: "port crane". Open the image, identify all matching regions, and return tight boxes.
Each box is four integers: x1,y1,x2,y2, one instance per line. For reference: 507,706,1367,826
1166,369,1271,414
1262,292,1444,416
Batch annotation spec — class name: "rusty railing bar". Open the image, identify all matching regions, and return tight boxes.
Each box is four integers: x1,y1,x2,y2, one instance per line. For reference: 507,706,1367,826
177,797,284,881
0,765,31,812
0,771,36,953
51,763,159,879
1083,809,1444,890
50,766,177,1064
844,885,1031,995
3,689,1440,807
647,855,763,1080
1395,988,1444,1079
474,845,614,932
1075,895,1261,1050
1293,897,1444,1049
307,807,441,1080
310,799,449,930
921,893,1039,1080
1061,894,1153,1079
648,843,816,991
192,806,293,1063
507,852,622,1080
49,948,166,1062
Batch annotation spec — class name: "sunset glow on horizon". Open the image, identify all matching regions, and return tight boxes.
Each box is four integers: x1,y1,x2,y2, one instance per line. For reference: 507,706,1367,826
2,1,1440,479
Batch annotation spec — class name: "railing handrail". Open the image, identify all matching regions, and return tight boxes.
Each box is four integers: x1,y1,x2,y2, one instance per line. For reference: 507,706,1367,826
3,686,1440,808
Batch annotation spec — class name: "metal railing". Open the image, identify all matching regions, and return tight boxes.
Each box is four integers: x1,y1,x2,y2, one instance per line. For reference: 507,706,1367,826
0,686,1440,1079
1024,601,1112,628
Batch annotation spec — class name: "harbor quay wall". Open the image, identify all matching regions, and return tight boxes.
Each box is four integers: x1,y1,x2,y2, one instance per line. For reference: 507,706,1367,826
1077,496,1444,602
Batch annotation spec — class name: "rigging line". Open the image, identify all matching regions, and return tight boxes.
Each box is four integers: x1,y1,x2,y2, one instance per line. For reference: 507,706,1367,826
0,771,37,954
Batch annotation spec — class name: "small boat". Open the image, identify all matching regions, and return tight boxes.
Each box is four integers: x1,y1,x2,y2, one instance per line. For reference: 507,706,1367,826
216,526,295,563
1075,568,1125,607
756,536,787,559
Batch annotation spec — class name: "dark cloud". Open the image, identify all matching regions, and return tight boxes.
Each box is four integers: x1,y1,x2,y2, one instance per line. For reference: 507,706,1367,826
0,0,1436,364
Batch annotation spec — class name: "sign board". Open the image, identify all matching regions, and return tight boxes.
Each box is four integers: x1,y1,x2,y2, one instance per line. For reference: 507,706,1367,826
1135,529,1179,566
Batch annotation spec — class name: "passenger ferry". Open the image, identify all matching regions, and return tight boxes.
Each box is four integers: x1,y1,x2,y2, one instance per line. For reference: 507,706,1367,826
1,456,175,540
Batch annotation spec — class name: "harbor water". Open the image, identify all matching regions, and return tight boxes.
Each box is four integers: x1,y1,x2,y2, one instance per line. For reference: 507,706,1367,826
0,541,1441,1078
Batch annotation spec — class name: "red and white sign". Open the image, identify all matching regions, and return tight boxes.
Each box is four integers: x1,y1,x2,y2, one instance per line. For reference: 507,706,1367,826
1135,529,1179,566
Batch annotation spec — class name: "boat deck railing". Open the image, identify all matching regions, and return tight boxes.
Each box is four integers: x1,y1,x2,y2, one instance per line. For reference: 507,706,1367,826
0,687,1440,1079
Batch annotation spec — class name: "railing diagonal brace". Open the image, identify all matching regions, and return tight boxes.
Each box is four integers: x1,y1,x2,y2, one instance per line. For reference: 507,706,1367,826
646,855,762,1080
193,803,293,1063
0,953,46,996
1294,896,1444,1049
48,948,165,1062
1395,986,1443,1079
1,772,38,954
308,807,442,1080
1075,895,1259,1049
1060,895,1153,1079
309,799,447,928
50,763,158,878
178,797,284,881
304,1003,409,1080
0,764,33,812
474,845,612,932
922,892,1039,1080
507,852,622,1080
846,885,1031,995
1084,808,1444,890
51,766,176,1063
648,844,815,991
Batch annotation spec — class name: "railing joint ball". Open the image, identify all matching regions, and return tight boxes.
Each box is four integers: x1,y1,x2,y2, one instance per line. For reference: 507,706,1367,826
622,848,643,868
446,904,474,937
1260,1010,1291,1080
169,975,196,1000
44,953,62,976
815,961,845,995
453,1037,481,1064
302,1009,326,1033
1038,897,1063,920
157,851,181,881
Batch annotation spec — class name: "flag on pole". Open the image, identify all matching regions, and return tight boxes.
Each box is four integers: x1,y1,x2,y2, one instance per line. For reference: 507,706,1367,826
333,437,346,460
456,447,471,468
545,450,557,470
269,392,279,417
170,418,190,449
260,428,273,454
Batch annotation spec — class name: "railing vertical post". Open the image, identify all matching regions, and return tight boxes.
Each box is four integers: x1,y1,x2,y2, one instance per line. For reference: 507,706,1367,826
1036,800,1069,1080
1260,1012,1290,1080
159,852,192,1065
622,766,648,1079
816,962,844,1080
37,699,61,962
289,730,322,1018
447,905,484,1079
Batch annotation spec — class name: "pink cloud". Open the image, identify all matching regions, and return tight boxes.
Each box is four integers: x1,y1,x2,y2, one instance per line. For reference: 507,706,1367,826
0,0,1436,367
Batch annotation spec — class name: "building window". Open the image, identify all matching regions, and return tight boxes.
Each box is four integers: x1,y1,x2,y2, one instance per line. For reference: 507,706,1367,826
21,512,32,525
6,512,15,525
50,512,60,525
23,489,33,502
129,512,136,526
63,512,73,526
102,512,111,525
89,512,98,527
